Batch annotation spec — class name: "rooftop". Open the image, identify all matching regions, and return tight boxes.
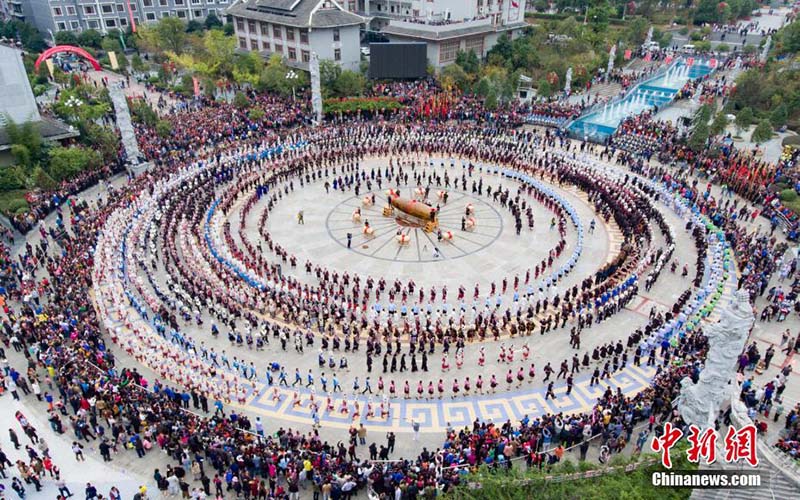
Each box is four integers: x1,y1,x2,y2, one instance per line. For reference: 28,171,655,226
226,0,364,28
381,19,528,41
0,116,79,152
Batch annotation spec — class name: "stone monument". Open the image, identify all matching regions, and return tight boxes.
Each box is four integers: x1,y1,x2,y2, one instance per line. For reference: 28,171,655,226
677,289,754,428
309,52,323,125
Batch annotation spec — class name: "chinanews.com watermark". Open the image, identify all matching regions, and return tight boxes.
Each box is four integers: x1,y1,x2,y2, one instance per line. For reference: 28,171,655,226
652,471,762,489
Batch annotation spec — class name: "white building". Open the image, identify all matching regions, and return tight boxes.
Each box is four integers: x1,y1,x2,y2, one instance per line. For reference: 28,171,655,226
342,0,527,68
226,0,363,72
8,0,227,35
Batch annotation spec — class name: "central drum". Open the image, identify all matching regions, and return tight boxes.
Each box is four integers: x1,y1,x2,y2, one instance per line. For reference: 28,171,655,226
384,194,439,232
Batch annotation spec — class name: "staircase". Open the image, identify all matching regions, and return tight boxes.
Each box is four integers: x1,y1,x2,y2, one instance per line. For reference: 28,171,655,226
690,447,800,500
108,84,151,176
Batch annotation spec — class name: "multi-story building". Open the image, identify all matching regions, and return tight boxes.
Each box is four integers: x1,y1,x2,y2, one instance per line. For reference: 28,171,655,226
226,0,363,72
350,0,527,68
12,0,227,35
1,0,14,21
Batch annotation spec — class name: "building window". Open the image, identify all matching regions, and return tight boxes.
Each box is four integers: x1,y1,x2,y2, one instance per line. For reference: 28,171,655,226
143,0,152,6
439,40,460,63
57,22,66,30
262,40,270,51
301,50,310,63
236,18,244,31
129,4,136,11
70,20,80,29
66,6,76,15
159,0,168,6
88,20,99,28
334,48,341,61
260,22,268,35
333,28,340,42
102,5,113,13
239,37,247,49
106,19,117,27
248,20,255,33
84,5,96,15
299,29,308,44
192,0,202,4
286,28,294,41
273,25,281,38
120,18,128,26
52,7,62,16
250,39,258,50
194,9,202,17
274,44,283,54
162,11,170,17
465,36,484,56
146,12,156,20
117,4,124,11
177,10,186,18
288,47,296,60
176,0,184,4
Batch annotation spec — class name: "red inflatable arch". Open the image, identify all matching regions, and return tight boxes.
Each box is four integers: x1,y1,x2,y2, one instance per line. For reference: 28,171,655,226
34,45,102,72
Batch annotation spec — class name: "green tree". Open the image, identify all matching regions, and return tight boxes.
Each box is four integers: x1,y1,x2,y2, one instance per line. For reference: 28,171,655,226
205,13,223,30
141,17,188,54
233,50,265,86
735,107,754,134
488,34,513,61
31,166,56,190
455,50,480,74
537,78,553,98
334,70,365,97
131,54,148,73
4,119,43,168
751,119,773,144
693,103,714,127
233,91,250,109
694,0,722,25
55,31,79,46
484,88,499,110
186,20,204,33
770,104,789,129
258,54,306,95
78,29,103,48
440,64,470,92
319,59,342,96
689,121,710,151
47,146,101,181
81,123,120,162
778,16,800,54
248,108,265,121
626,16,649,45
155,120,173,138
709,112,729,136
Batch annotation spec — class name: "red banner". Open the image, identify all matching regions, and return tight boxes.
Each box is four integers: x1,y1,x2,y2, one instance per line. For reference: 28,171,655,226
193,77,200,97
624,49,632,60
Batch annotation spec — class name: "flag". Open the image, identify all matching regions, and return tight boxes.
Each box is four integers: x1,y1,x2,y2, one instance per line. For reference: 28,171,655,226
624,49,632,60
687,57,695,66
108,51,119,70
665,55,673,64
643,52,652,62
511,0,520,7
709,58,718,68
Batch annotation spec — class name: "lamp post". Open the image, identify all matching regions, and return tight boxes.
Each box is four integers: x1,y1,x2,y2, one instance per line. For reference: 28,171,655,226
64,96,83,121
286,70,298,101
